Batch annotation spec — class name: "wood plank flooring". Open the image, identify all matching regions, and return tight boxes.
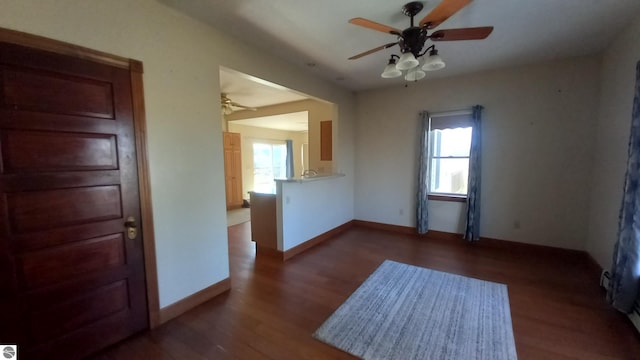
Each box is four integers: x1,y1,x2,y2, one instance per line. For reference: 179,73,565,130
93,222,640,359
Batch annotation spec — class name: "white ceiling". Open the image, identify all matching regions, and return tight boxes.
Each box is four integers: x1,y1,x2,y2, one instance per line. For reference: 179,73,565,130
229,111,309,132
220,67,310,132
162,0,640,92
220,67,308,108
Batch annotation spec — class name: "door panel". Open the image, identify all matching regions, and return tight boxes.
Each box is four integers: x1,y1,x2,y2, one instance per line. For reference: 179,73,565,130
2,66,115,119
19,233,126,289
232,147,243,204
7,185,123,233
223,132,243,209
28,280,128,343
0,42,148,359
224,146,234,206
1,130,118,172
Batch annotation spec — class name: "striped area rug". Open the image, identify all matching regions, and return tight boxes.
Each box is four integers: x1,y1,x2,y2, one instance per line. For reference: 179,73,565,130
313,260,517,360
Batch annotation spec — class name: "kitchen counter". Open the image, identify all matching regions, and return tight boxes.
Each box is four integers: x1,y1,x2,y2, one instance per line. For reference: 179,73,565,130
274,173,345,184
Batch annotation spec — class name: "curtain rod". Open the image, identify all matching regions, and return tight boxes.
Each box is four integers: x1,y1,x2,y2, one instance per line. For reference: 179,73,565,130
428,108,474,117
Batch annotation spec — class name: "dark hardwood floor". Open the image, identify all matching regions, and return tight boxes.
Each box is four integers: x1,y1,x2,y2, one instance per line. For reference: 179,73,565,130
94,222,640,359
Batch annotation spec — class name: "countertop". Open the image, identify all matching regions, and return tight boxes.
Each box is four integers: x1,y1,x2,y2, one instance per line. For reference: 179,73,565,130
274,173,345,184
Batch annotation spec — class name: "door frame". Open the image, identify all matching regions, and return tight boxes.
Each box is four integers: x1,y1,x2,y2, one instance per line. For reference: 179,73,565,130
0,28,162,328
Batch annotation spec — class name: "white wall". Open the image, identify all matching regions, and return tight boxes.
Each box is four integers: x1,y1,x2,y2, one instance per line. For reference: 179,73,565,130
0,0,356,308
227,123,307,195
277,177,352,251
355,56,601,250
586,16,640,269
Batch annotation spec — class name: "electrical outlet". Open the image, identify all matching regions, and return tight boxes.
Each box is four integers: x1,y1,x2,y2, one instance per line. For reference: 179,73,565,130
399,208,404,216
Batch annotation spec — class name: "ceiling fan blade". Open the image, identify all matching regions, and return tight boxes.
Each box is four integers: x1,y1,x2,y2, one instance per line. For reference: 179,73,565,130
419,0,472,29
348,42,398,60
349,18,402,35
430,26,493,41
230,102,257,111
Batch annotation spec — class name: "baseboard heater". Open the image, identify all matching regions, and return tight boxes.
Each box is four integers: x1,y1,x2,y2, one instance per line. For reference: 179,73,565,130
600,270,640,333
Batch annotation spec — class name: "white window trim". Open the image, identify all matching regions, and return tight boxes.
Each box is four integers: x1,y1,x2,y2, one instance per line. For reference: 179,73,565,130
427,110,474,198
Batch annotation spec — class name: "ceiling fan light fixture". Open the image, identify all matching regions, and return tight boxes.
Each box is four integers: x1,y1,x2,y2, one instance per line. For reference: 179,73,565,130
405,67,426,81
396,52,419,70
347,1,493,81
381,56,402,78
422,49,446,71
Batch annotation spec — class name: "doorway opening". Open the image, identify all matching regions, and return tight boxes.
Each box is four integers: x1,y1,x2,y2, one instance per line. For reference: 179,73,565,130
219,66,337,263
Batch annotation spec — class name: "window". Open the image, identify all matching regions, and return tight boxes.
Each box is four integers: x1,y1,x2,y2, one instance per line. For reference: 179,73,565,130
253,142,287,194
428,112,473,199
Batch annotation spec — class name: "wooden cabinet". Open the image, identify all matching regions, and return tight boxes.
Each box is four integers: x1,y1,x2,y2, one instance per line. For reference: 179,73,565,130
223,132,243,209
320,120,332,161
249,192,278,256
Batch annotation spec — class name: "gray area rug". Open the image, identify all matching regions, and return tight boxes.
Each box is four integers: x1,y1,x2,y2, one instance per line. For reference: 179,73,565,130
227,208,250,226
313,260,517,360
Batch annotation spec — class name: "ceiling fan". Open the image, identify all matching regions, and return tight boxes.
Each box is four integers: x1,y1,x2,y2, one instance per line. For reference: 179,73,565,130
348,0,493,80
221,93,258,115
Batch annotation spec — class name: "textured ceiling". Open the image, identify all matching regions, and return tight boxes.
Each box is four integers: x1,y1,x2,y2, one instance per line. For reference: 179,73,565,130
229,111,309,132
220,68,309,132
162,0,640,91
220,67,308,108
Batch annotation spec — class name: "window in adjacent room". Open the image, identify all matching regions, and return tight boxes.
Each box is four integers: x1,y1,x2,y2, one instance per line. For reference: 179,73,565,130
253,142,286,194
428,112,473,200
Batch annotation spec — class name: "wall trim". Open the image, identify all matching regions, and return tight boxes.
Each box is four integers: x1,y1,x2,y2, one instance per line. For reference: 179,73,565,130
1,28,162,329
258,221,354,261
256,245,282,259
282,221,354,261
352,220,593,258
158,278,231,325
473,235,589,257
428,194,467,203
0,27,130,69
129,62,162,329
352,220,417,235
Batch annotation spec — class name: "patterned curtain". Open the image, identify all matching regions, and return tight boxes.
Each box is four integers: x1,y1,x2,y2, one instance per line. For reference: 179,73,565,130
285,139,294,178
608,61,640,313
416,112,430,234
464,105,483,241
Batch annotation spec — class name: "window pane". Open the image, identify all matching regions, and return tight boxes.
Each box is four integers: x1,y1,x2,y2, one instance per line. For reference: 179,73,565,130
430,158,469,195
253,142,288,194
272,144,287,179
253,143,274,193
431,127,472,157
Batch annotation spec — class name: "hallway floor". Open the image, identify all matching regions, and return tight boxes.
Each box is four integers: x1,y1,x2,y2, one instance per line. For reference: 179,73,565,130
227,208,250,227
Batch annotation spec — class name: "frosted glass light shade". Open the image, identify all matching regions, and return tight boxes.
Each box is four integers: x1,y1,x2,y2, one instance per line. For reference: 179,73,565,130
405,68,426,81
381,63,402,78
422,53,445,71
396,52,419,70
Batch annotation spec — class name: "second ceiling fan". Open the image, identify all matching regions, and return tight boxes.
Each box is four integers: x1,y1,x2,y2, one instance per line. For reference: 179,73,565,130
349,0,493,80
221,93,258,115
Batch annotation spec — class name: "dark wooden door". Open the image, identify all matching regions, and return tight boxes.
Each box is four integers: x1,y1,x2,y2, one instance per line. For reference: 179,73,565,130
0,43,148,359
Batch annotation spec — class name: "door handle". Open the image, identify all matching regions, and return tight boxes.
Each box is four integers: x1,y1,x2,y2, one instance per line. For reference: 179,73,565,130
125,216,137,240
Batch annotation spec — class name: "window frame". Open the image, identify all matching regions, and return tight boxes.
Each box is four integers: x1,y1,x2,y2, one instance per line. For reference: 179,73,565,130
427,111,474,202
